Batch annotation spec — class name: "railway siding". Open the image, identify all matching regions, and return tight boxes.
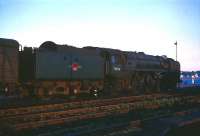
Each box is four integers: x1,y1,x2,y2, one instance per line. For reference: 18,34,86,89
0,94,197,130
0,94,169,118
0,93,199,132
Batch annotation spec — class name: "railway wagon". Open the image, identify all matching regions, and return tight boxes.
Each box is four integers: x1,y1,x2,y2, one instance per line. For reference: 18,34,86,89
0,38,19,95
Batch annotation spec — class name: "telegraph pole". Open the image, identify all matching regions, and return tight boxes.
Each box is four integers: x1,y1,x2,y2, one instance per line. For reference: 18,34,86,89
174,41,177,61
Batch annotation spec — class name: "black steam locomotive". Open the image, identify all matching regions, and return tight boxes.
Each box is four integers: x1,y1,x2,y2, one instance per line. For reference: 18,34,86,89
0,38,180,97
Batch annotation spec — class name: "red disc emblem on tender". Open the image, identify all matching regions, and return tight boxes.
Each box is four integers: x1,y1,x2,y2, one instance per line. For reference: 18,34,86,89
72,63,79,71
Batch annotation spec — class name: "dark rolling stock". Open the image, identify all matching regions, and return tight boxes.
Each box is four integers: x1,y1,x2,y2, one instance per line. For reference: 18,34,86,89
0,38,19,95
0,38,180,98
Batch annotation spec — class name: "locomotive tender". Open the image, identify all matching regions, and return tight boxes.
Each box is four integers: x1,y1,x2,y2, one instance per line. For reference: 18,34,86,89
0,38,180,97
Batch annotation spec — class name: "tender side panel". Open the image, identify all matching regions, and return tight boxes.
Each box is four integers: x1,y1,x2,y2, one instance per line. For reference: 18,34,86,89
36,52,71,80
36,51,104,80
71,55,104,79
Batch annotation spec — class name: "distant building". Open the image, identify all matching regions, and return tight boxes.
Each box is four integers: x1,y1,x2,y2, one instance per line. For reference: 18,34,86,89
180,71,200,87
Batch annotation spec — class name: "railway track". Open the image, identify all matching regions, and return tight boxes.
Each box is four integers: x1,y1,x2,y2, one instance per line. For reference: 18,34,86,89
29,114,142,136
0,93,172,118
20,108,200,136
0,93,198,131
1,95,198,130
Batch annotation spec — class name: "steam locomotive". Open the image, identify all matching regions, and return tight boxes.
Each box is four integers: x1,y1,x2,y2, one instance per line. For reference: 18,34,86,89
0,38,180,97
